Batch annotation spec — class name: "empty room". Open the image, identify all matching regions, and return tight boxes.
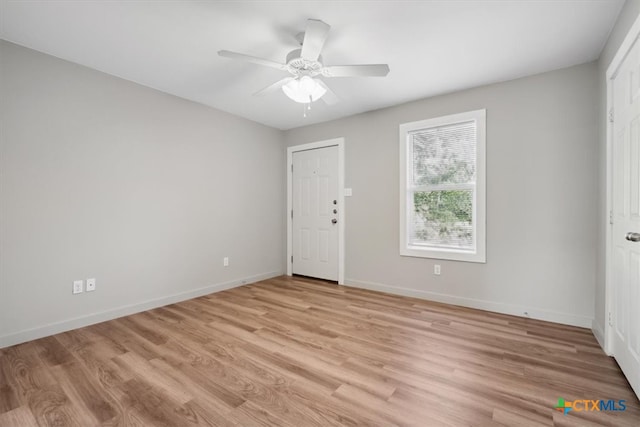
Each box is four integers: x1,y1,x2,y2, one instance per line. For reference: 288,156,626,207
2,0,640,426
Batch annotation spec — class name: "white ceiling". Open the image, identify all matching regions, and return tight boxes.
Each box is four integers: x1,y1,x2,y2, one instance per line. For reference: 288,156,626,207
0,1,624,130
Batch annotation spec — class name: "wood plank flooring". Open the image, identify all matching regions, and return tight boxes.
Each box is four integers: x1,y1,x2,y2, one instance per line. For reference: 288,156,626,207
1,275,639,426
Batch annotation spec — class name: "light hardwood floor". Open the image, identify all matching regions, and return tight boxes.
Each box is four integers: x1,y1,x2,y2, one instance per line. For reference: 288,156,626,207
1,276,638,426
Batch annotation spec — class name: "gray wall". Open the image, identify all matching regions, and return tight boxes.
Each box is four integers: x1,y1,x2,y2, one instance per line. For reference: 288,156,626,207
594,0,640,342
285,62,599,327
0,41,285,347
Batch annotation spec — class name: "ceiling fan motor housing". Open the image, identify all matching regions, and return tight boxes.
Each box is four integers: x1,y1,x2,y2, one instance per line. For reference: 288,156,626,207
286,49,323,77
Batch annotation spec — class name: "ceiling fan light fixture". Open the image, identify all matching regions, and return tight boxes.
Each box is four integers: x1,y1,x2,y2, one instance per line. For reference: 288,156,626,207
282,76,326,103
220,18,389,110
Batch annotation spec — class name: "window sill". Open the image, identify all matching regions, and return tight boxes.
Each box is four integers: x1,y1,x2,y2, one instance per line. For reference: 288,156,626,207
400,246,486,263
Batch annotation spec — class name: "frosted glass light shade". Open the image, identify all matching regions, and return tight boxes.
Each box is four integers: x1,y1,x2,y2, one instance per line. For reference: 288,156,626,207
282,76,326,103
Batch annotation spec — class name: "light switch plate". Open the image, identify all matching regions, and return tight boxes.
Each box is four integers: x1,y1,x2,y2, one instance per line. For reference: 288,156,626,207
73,280,83,294
344,188,353,197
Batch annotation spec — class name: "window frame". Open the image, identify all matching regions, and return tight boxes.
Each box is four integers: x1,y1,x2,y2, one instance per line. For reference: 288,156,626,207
399,109,486,263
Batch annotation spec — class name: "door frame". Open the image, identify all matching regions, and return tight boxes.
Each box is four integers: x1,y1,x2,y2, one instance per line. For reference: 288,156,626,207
287,138,345,284
605,14,640,355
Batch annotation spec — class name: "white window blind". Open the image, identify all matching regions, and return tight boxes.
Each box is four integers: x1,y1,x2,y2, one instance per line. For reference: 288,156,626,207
399,110,486,263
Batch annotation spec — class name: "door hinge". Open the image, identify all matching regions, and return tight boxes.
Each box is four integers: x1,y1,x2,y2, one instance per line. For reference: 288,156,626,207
291,164,293,172
610,210,614,225
609,108,614,123
291,209,293,219
291,255,293,263
608,311,613,326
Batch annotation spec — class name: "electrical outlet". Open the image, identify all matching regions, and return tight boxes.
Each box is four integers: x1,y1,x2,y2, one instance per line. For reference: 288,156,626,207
86,278,96,292
434,264,441,275
223,257,229,267
72,280,84,294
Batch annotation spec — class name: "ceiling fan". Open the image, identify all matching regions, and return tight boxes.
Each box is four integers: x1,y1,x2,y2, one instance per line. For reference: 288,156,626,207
218,19,390,107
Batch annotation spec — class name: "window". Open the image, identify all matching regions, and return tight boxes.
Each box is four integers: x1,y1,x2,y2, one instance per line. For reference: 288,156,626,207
399,109,486,263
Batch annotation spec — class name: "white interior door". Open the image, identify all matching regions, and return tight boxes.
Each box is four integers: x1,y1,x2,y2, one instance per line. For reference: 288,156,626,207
292,146,339,281
611,34,640,399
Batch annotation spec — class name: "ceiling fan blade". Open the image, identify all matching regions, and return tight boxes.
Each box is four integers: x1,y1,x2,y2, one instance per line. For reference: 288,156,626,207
218,50,288,71
301,19,330,61
317,80,339,105
253,77,295,97
323,64,390,77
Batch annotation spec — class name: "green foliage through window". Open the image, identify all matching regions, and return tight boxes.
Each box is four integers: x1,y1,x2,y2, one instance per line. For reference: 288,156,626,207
413,190,473,248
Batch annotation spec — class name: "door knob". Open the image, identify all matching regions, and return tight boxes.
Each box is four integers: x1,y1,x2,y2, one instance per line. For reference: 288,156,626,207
331,219,337,224
626,232,640,242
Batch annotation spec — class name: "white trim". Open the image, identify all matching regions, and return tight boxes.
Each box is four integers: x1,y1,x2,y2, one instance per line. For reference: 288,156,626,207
0,271,282,349
606,14,640,80
286,138,345,284
399,109,486,263
604,13,640,355
345,278,593,328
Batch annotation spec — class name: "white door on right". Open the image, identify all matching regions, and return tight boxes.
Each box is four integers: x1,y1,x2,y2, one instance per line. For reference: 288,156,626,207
612,33,640,399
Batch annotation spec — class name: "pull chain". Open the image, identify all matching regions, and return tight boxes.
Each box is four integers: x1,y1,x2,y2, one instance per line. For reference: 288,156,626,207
302,96,313,118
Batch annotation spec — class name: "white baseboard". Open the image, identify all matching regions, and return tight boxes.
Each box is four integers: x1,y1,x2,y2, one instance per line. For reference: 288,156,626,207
344,278,593,329
0,271,282,349
592,319,607,353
